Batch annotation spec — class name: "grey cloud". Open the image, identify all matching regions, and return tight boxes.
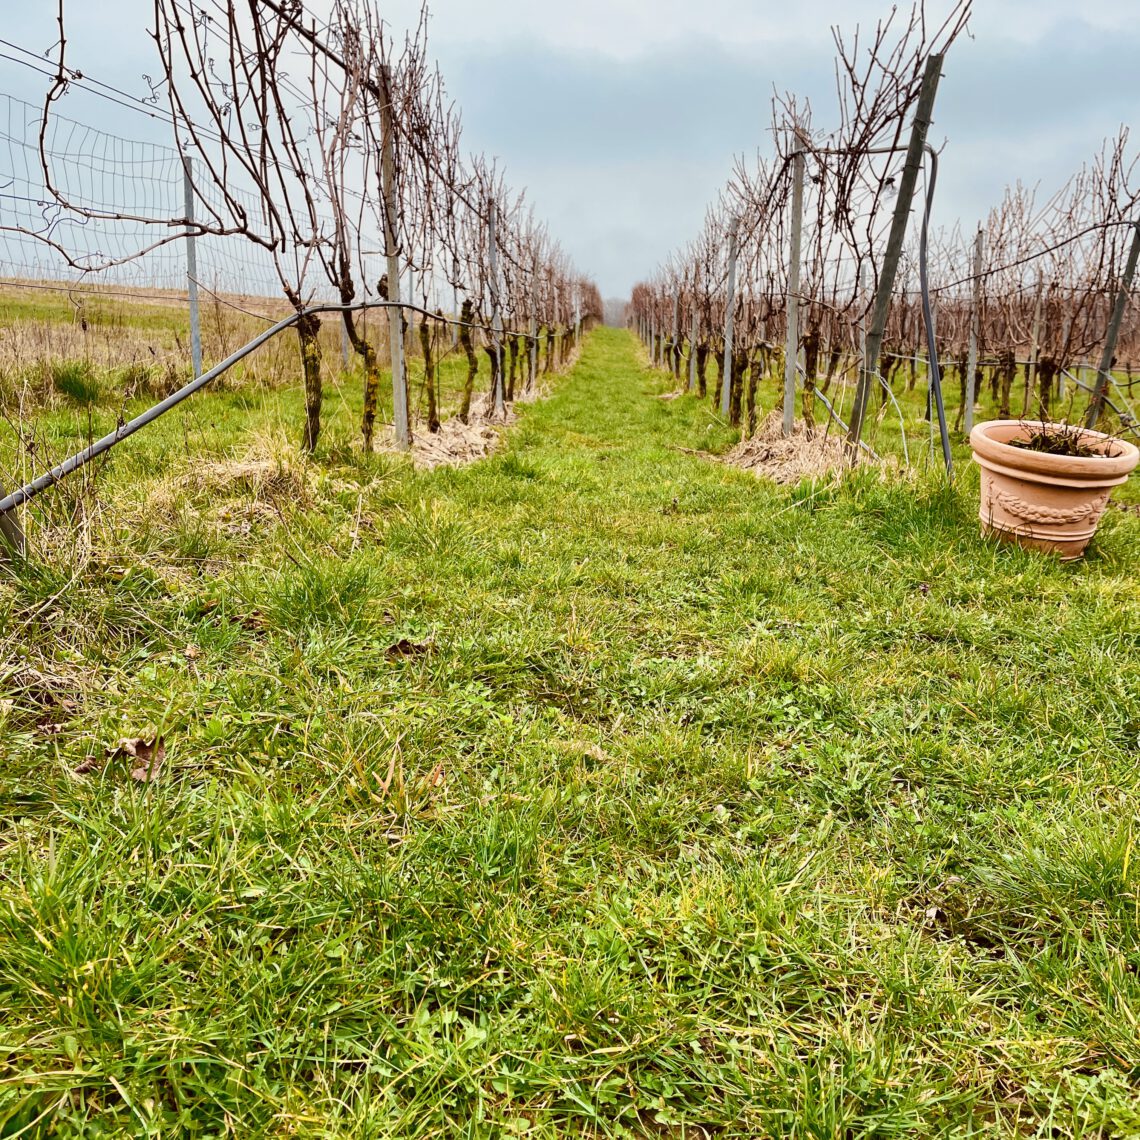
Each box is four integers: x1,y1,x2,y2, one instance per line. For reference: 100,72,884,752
439,23,1140,295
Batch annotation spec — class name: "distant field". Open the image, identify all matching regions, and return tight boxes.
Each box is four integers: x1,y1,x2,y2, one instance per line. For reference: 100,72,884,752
0,279,543,461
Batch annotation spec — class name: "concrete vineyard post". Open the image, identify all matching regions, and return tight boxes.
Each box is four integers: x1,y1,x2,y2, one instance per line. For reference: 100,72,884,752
783,150,805,437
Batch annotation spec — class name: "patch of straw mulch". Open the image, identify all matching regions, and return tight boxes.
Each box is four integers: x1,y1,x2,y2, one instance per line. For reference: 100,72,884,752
383,392,521,470
722,410,854,484
174,455,310,499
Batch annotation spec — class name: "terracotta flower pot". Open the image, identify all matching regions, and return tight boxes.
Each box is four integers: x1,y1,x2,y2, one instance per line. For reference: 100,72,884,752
969,419,1139,560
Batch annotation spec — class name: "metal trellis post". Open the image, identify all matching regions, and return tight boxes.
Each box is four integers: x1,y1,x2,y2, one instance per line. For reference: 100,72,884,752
380,65,410,448
182,156,203,380
720,217,740,419
529,314,538,393
1086,220,1140,428
847,53,943,450
783,151,805,437
489,201,505,416
671,292,680,380
965,226,983,434
688,306,698,392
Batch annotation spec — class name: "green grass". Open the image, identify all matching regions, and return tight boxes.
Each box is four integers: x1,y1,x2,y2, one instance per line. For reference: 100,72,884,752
3,328,1140,1136
49,361,102,405
0,288,197,335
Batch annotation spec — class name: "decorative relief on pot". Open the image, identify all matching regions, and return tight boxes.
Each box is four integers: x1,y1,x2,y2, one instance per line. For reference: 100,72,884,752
993,489,1110,526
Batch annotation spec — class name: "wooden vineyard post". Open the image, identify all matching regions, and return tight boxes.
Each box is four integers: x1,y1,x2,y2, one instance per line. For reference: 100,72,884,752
719,216,740,419
0,483,25,558
1086,220,1140,428
965,226,983,434
783,150,805,437
848,53,943,451
380,64,410,448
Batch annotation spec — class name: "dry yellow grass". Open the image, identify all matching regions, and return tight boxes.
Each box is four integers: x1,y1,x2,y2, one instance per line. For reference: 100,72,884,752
0,278,393,399
723,409,854,483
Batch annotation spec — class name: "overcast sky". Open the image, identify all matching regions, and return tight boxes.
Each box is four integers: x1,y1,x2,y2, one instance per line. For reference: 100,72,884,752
1,1,1136,297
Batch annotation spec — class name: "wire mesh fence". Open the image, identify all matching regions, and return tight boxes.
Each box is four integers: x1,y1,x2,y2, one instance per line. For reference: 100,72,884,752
0,90,345,308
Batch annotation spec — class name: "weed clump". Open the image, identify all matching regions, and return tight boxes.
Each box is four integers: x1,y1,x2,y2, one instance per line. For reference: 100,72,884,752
50,360,101,404
1008,422,1119,458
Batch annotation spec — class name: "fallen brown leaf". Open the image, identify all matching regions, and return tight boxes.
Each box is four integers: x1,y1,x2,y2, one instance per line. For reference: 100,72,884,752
73,755,104,776
234,611,269,634
113,737,166,783
386,638,431,659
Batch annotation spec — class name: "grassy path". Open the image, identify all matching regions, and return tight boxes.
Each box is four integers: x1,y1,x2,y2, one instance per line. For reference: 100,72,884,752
3,328,1140,1136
